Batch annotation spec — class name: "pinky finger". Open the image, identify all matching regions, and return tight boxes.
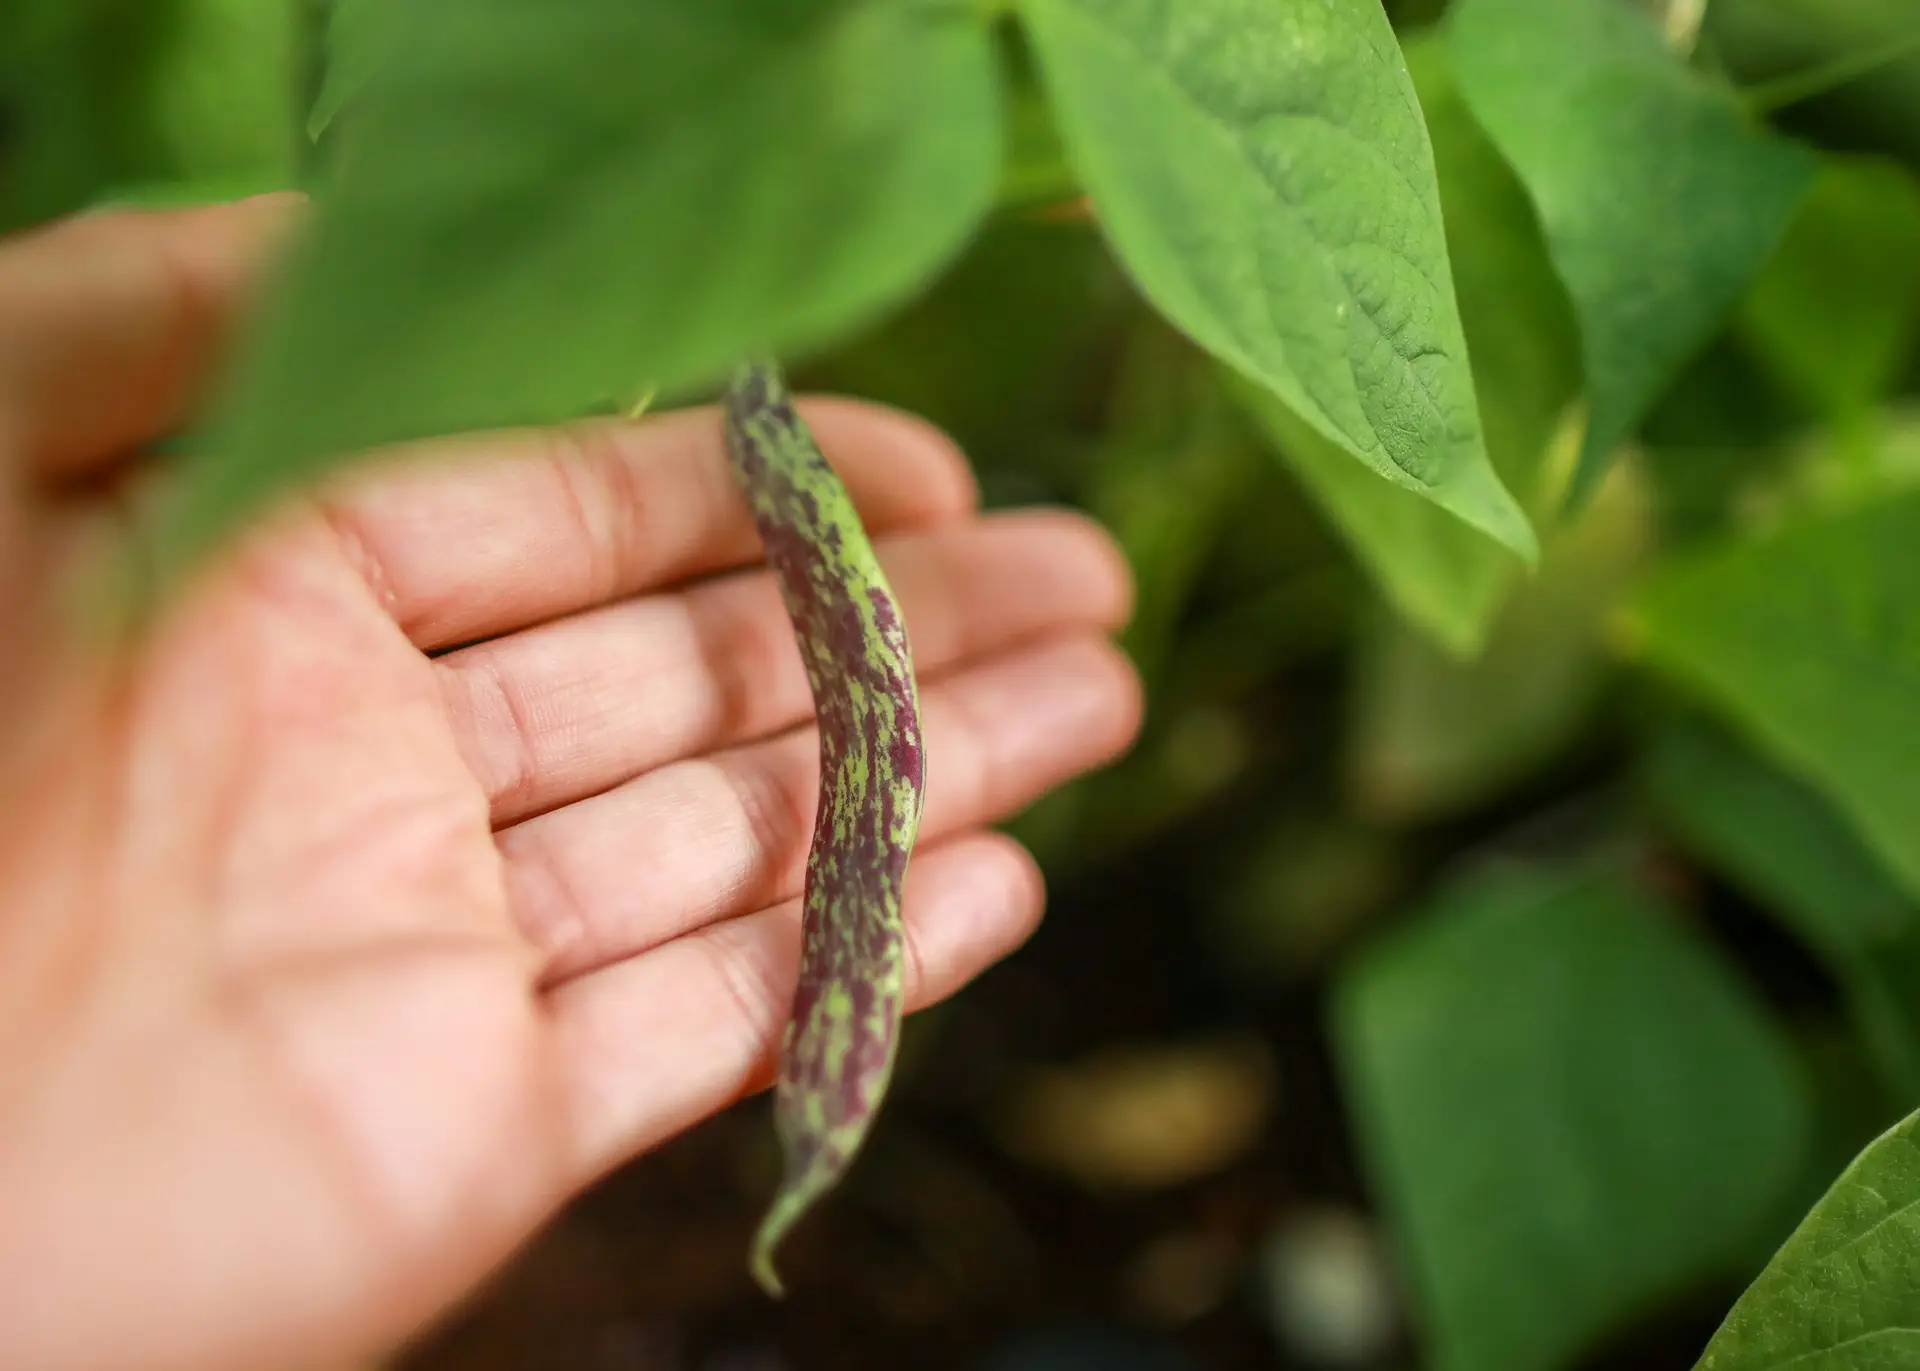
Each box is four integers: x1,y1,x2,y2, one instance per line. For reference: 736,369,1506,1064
547,830,1044,1184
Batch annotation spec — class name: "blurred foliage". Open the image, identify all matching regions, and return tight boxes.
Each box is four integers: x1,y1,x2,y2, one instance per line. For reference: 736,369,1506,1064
1449,0,1817,505
1627,489,1920,902
1741,157,1920,438
1344,448,1652,824
0,0,309,225
9,0,1920,1367
1646,719,1920,1103
1334,870,1809,1371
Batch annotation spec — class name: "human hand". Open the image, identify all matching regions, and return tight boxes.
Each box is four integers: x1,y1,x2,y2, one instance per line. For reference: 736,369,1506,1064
0,199,1139,1371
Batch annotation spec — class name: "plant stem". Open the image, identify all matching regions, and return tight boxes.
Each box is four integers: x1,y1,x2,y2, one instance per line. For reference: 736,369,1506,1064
623,385,657,420
1742,31,1920,113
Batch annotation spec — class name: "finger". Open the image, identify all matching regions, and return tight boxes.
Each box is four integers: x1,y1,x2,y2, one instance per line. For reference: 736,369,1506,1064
438,509,1134,825
548,829,1043,1178
319,398,978,652
500,635,1140,983
0,195,303,477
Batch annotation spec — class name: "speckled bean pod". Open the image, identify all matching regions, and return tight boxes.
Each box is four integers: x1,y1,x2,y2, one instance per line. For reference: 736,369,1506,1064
722,359,927,1297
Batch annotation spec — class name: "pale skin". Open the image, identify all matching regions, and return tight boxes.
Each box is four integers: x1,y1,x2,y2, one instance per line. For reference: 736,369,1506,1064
0,197,1141,1371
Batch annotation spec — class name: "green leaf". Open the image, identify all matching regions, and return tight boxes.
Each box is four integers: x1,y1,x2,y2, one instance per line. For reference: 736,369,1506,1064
1336,871,1809,1371
137,0,304,185
722,361,925,1297
1232,36,1579,655
166,0,1001,562
1696,1110,1920,1370
1647,719,1920,1104
1448,0,1815,507
1742,157,1920,426
1628,490,1920,906
1346,454,1651,822
1403,36,1581,497
1017,0,1536,562
306,0,400,139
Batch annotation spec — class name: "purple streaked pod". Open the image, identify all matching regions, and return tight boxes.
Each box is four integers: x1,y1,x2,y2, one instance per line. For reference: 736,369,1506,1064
721,359,927,1297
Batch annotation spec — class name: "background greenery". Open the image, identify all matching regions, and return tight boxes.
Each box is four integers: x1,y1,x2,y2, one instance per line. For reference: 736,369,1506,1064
7,0,1920,1366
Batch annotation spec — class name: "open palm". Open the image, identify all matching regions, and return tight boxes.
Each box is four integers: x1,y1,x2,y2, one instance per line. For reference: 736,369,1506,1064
0,200,1138,1371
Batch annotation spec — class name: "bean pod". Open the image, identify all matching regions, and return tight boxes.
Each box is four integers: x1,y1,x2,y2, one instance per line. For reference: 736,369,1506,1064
721,360,927,1296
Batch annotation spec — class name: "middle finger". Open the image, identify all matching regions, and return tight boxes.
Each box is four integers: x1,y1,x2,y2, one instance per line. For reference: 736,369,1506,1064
499,634,1141,983
436,509,1132,826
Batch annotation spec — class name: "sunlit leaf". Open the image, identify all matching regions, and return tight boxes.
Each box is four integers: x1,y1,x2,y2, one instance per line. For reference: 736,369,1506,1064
1019,0,1535,560
1229,35,1579,656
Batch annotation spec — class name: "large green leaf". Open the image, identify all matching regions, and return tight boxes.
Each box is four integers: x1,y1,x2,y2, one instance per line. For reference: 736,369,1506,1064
1742,157,1920,428
1448,0,1814,506
1017,0,1536,561
167,0,1001,559
1235,36,1578,655
1697,1110,1920,1370
1647,720,1920,1103
1335,871,1808,1371
1628,491,1920,905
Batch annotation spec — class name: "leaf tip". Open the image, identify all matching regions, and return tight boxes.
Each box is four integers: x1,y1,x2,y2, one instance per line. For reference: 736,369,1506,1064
1459,477,1540,566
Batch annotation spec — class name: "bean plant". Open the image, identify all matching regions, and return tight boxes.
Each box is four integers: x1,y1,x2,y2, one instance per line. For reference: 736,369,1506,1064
7,0,1920,1364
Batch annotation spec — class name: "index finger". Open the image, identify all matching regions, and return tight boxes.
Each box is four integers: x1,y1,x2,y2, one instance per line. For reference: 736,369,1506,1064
317,397,979,651
0,195,301,478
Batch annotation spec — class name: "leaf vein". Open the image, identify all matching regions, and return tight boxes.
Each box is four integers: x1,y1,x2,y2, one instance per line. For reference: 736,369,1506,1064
1052,0,1455,485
